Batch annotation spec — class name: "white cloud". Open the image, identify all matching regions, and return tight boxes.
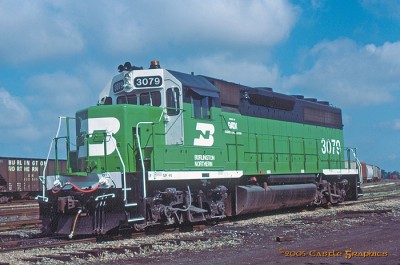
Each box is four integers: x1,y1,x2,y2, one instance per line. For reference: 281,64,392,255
283,39,400,107
0,0,299,63
0,87,30,127
75,64,115,95
173,54,281,88
0,66,107,154
87,0,300,54
27,72,93,114
366,42,400,67
0,87,41,142
0,1,84,64
159,0,299,46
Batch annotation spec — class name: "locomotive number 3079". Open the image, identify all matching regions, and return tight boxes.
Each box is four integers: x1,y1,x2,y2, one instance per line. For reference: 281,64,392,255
321,138,341,155
134,76,162,88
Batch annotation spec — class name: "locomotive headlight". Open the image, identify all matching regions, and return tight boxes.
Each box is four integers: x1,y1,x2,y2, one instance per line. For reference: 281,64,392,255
123,72,134,90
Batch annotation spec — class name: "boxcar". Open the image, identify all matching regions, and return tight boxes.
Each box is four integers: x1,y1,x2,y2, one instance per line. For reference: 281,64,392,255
0,157,66,202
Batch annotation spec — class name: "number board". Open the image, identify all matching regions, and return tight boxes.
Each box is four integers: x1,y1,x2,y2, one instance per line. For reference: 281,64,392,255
113,80,124,93
134,76,163,88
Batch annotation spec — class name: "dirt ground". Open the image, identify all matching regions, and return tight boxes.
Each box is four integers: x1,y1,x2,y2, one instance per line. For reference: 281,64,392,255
108,181,400,265
128,209,399,265
146,212,399,265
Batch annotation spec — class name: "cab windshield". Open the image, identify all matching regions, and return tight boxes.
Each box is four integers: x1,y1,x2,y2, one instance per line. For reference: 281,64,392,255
117,91,161,106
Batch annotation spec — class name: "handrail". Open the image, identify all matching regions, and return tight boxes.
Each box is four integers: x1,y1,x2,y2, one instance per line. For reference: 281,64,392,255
108,133,127,202
345,147,362,184
37,116,65,202
37,111,163,206
84,130,127,200
134,111,164,201
136,122,153,199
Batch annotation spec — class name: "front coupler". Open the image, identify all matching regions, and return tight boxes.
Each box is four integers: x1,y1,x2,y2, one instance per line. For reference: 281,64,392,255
39,192,127,237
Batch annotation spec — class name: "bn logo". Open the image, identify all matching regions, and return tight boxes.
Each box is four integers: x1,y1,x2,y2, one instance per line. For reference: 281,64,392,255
193,123,215,146
82,117,120,157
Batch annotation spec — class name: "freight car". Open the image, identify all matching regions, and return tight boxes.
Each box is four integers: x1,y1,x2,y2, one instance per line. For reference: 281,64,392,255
371,164,382,182
347,161,381,182
37,60,360,237
0,157,67,203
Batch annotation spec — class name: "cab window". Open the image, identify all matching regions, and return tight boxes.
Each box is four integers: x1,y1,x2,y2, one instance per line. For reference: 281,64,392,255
127,95,137,104
117,91,161,106
140,93,151,106
166,87,180,116
151,91,161,106
117,94,137,104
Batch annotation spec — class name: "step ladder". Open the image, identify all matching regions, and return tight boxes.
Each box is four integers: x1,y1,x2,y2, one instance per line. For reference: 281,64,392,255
124,121,156,223
124,180,145,222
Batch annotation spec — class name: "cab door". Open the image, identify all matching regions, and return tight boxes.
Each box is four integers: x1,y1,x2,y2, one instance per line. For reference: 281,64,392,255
165,86,184,145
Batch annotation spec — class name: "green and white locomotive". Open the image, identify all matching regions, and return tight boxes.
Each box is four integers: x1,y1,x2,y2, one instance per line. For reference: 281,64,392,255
38,60,359,237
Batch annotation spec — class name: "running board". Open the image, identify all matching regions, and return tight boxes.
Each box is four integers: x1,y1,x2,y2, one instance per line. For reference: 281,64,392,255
189,205,208,213
128,217,145,222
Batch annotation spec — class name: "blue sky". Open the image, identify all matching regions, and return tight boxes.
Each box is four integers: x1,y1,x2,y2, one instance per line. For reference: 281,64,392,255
1,0,399,171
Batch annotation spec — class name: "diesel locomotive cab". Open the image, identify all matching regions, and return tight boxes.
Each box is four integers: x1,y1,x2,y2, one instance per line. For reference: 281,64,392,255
39,61,184,236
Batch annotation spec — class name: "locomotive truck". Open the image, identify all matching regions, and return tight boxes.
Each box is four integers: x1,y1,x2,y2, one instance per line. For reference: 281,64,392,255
37,60,359,237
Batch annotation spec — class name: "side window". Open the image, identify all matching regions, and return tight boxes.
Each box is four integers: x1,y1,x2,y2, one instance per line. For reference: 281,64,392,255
192,93,202,118
166,87,180,116
192,94,212,119
201,96,210,119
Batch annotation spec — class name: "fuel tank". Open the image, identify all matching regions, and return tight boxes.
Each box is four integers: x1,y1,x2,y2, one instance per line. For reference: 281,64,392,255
236,183,317,215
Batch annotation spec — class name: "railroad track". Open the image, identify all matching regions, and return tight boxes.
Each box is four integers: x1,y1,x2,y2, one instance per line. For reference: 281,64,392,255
0,180,398,264
1,234,222,263
0,200,38,208
341,193,400,207
0,235,98,261
0,208,38,217
340,181,400,207
0,201,40,231
0,226,214,264
0,219,42,231
0,221,215,264
0,201,38,215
